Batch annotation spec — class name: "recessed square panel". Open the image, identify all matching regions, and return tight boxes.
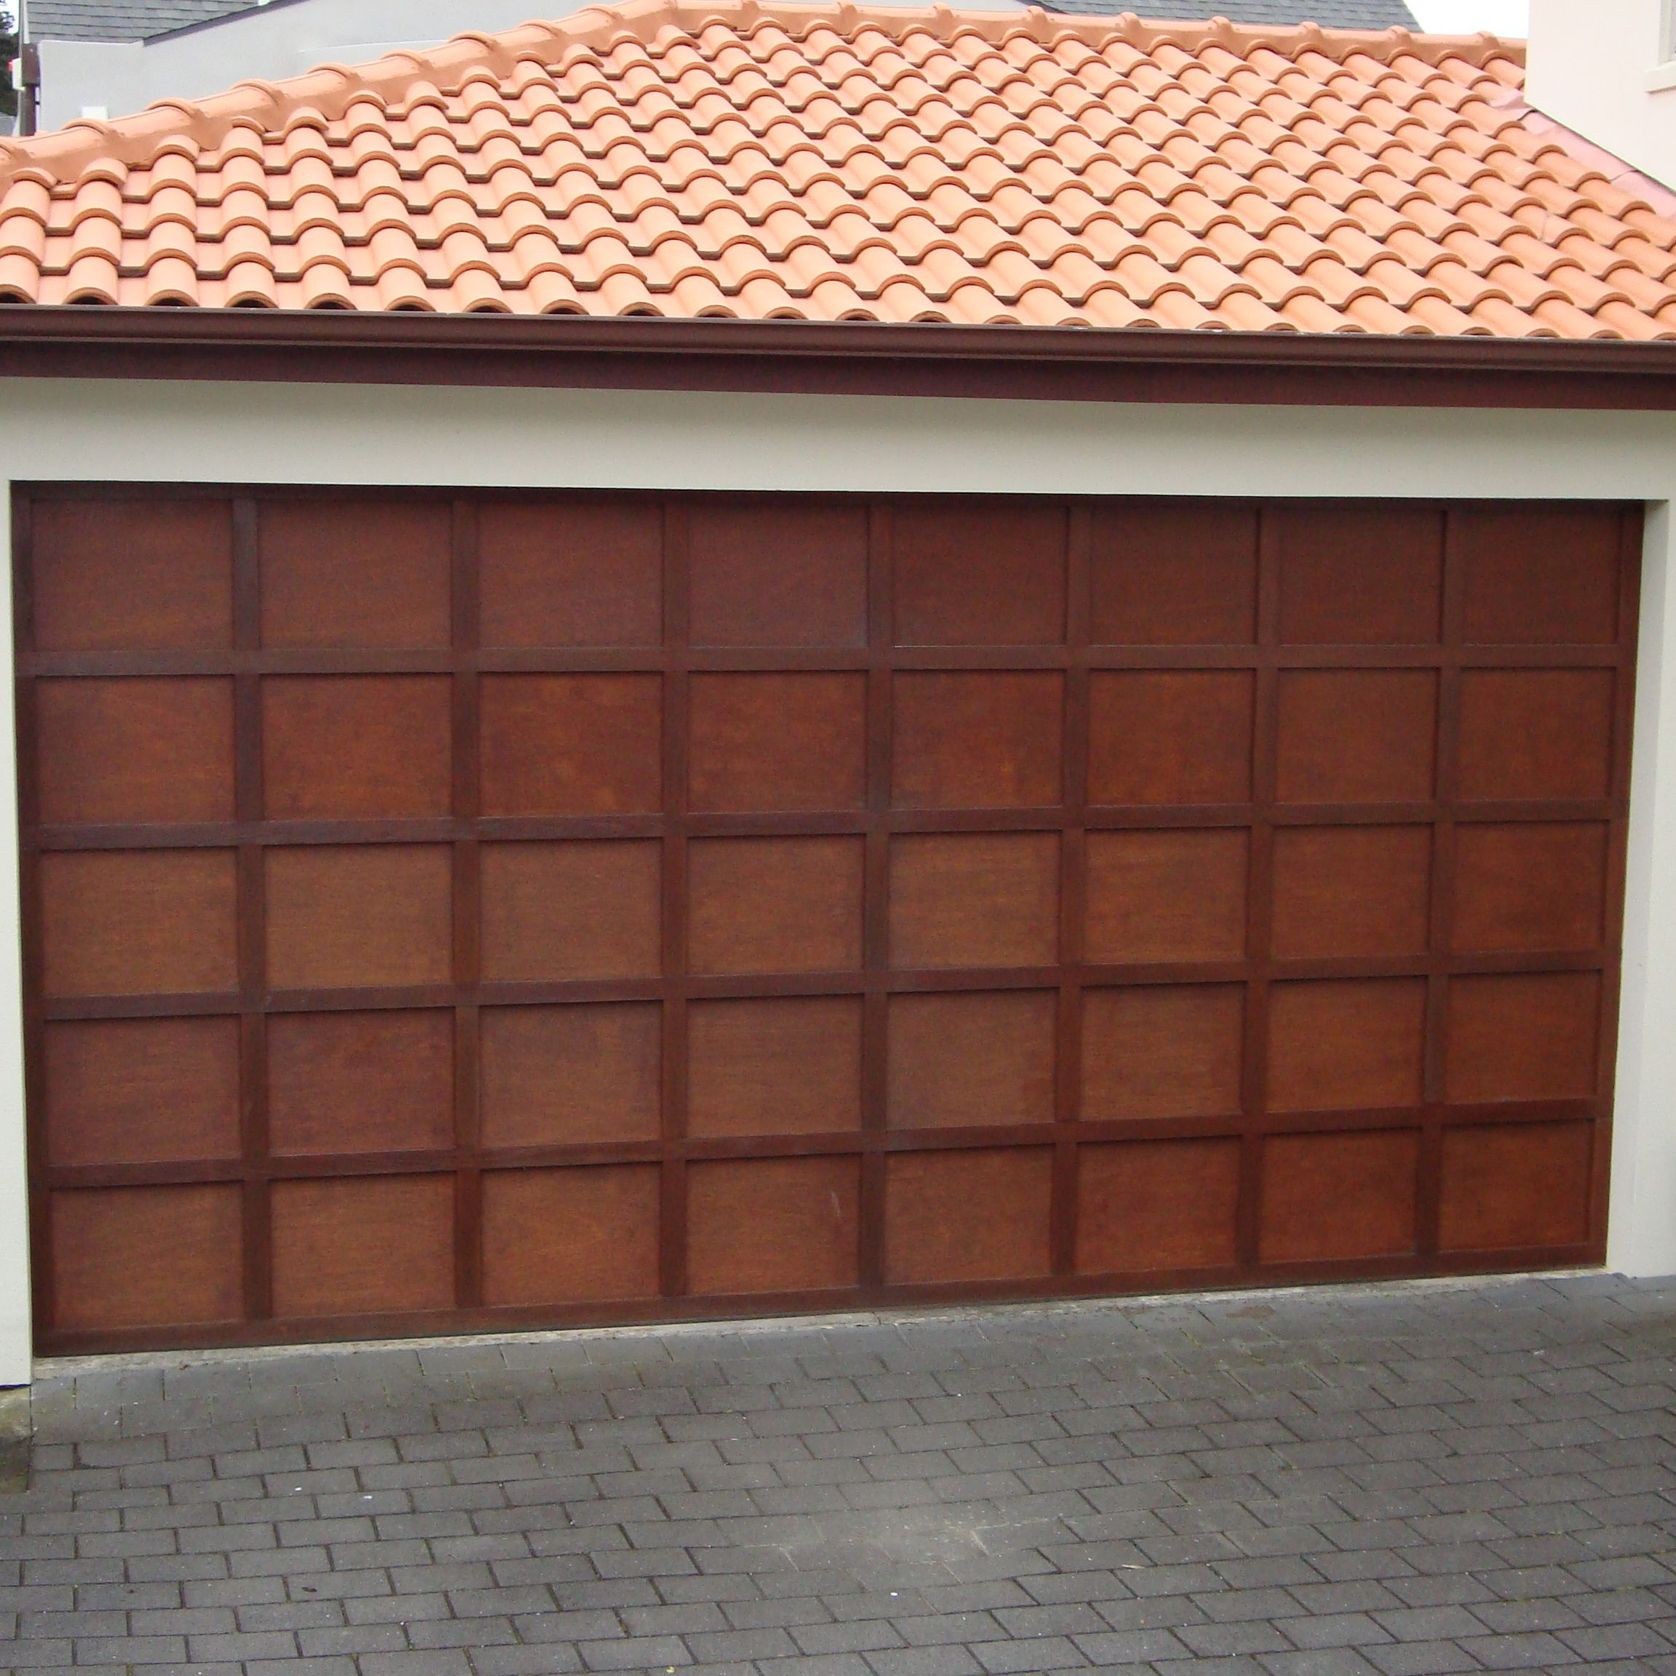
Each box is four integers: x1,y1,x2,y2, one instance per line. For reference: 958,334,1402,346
259,500,452,650
1259,1131,1419,1264
1445,972,1600,1104
266,846,452,990
271,1175,455,1318
687,1157,860,1294
41,850,238,997
1274,504,1443,645
1076,1139,1241,1274
890,833,1059,969
43,1017,241,1167
267,1010,454,1156
689,673,866,813
1270,826,1432,959
1085,830,1248,964
893,503,1066,646
688,500,867,648
1438,1122,1594,1252
892,673,1063,809
1089,503,1257,646
1081,985,1244,1120
688,997,863,1136
480,841,661,982
263,677,453,820
481,1166,660,1306
1452,823,1608,953
32,498,233,652
480,1003,661,1147
887,990,1056,1130
479,674,662,817
1088,673,1253,806
1458,506,1621,646
1275,671,1437,805
36,678,235,826
1267,980,1427,1112
884,1148,1053,1283
479,499,663,648
688,837,862,975
50,1185,243,1332
1457,671,1614,802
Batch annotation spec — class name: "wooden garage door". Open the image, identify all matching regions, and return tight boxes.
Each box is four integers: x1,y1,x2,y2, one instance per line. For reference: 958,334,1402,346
17,490,1636,1352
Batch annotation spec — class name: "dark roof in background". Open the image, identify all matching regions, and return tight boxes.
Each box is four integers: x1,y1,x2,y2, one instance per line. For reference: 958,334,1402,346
24,0,1435,41
1042,1,1420,22
27,1,259,43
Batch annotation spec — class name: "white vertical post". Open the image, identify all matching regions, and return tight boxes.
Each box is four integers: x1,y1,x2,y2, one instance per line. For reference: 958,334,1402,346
1611,502,1676,1278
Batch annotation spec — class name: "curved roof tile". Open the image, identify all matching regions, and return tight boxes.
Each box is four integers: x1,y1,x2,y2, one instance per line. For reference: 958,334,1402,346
0,0,1673,339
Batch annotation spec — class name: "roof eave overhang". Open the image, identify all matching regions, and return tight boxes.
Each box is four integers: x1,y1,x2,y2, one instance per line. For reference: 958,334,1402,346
1,307,1675,410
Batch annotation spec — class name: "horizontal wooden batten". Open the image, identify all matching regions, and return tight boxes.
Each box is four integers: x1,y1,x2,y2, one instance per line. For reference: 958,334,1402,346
39,1097,1607,1190
18,644,1630,681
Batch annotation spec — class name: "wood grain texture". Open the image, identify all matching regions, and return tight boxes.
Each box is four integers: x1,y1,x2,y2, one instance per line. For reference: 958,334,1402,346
1258,1130,1420,1263
689,673,865,813
1270,826,1432,959
1089,503,1257,646
480,1165,660,1305
50,1184,243,1330
32,498,233,651
478,500,663,649
40,850,238,997
479,674,662,816
689,997,862,1136
270,1175,456,1318
1076,1139,1241,1273
267,1010,454,1156
1085,830,1248,963
36,678,235,825
887,990,1056,1129
43,1017,241,1166
686,1156,861,1293
883,1148,1053,1283
266,846,452,990
480,841,661,982
480,1003,662,1147
259,500,452,650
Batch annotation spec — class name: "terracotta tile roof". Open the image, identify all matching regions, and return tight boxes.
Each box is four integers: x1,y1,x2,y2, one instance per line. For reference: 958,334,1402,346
1,0,1674,338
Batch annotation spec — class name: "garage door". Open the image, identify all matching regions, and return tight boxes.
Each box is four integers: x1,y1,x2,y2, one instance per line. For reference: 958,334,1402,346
18,490,1635,1352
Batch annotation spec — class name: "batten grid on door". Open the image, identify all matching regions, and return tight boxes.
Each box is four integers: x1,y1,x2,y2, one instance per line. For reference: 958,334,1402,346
12,486,1639,1353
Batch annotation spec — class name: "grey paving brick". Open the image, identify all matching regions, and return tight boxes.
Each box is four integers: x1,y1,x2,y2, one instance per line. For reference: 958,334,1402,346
8,1275,1676,1676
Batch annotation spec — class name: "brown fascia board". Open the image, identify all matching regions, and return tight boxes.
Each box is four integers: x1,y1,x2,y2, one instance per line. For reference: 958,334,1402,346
1,307,1676,409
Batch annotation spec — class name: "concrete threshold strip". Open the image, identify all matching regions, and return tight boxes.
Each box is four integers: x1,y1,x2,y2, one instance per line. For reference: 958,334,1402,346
29,1266,1605,1385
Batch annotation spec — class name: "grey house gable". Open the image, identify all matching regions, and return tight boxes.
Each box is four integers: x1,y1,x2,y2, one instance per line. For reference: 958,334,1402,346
1042,2,1421,23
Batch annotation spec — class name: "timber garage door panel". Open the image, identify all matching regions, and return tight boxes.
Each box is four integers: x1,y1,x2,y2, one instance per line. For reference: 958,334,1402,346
16,492,1636,1352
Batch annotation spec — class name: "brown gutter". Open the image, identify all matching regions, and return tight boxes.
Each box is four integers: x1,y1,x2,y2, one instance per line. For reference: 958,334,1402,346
1,307,1675,409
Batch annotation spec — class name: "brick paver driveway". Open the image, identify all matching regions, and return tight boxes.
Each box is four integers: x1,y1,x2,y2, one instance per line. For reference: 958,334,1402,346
4,1274,1676,1675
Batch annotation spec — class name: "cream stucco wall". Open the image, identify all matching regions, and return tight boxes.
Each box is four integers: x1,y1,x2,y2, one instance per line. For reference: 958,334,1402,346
1527,0,1676,189
2,378,1675,1386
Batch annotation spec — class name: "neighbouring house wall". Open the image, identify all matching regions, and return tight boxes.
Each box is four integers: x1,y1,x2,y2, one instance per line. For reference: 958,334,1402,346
3,380,1676,1385
1527,0,1676,190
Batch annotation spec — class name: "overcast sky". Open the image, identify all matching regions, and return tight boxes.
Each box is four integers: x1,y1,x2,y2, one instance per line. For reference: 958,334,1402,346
1408,0,1531,33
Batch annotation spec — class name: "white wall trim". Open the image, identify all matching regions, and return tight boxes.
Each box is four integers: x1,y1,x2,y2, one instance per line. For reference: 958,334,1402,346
4,379,1676,1386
